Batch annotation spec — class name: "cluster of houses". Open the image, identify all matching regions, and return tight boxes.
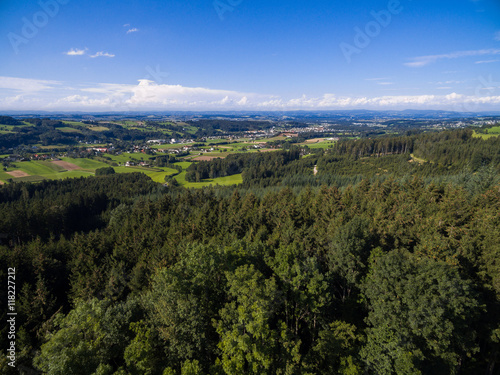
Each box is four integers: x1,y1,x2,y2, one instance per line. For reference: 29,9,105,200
124,161,150,167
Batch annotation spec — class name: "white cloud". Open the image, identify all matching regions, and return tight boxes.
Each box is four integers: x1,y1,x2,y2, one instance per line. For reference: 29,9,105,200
127,28,139,34
405,48,500,67
0,76,61,92
475,59,499,64
2,77,500,112
65,48,87,56
89,52,115,58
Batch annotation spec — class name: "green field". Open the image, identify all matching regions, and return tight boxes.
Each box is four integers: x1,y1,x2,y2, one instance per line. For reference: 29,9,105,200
113,166,178,183
176,173,243,188
0,156,242,188
301,141,336,149
89,126,110,132
151,143,194,150
62,121,86,126
487,126,500,134
473,132,498,139
0,160,96,183
103,153,158,164
167,160,241,187
473,126,500,139
61,157,109,169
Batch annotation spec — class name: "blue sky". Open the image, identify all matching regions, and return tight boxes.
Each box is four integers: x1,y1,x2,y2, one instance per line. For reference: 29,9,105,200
1,0,500,111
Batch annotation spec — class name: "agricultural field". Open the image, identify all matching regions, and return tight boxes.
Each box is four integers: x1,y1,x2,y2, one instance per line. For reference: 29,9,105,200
300,139,337,149
88,126,110,132
176,172,243,188
473,126,500,139
62,121,86,126
111,166,178,183
151,143,195,150
60,157,109,169
0,157,181,185
102,153,157,164
0,122,34,133
0,160,96,183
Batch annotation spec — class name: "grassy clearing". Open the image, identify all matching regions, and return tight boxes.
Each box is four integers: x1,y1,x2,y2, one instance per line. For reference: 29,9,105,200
143,168,179,183
113,166,178,183
0,170,14,182
50,171,95,180
2,161,88,181
175,161,192,170
37,161,67,172
61,157,109,170
302,141,336,149
178,173,243,188
181,125,198,134
103,153,157,164
473,127,500,139
0,156,239,187
487,126,500,134
88,126,110,132
0,124,35,133
11,175,46,183
265,136,287,141
62,121,85,126
473,131,499,139
194,152,231,158
151,143,194,150
14,161,63,176
35,145,72,150
169,160,241,188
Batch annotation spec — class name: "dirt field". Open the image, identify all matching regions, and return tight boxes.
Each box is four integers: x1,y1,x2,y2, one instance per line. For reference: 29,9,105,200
7,170,30,178
0,181,4,185
51,160,81,170
305,138,326,143
193,156,225,161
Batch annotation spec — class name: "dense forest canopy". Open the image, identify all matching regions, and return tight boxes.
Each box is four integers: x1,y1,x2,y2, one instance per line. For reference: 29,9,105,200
0,128,499,374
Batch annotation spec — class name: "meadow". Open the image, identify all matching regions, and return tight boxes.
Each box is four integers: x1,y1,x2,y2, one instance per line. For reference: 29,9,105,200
0,157,179,185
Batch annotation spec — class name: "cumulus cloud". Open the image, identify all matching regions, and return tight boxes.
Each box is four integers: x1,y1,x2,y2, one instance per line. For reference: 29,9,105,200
2,77,500,112
405,49,500,67
127,28,139,34
65,48,87,56
90,52,115,58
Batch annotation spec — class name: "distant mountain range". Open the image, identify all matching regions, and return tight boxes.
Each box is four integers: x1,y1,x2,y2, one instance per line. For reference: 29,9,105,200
2,109,500,121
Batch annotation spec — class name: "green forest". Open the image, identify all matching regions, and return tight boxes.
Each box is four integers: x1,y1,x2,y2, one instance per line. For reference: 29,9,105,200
1,128,500,374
